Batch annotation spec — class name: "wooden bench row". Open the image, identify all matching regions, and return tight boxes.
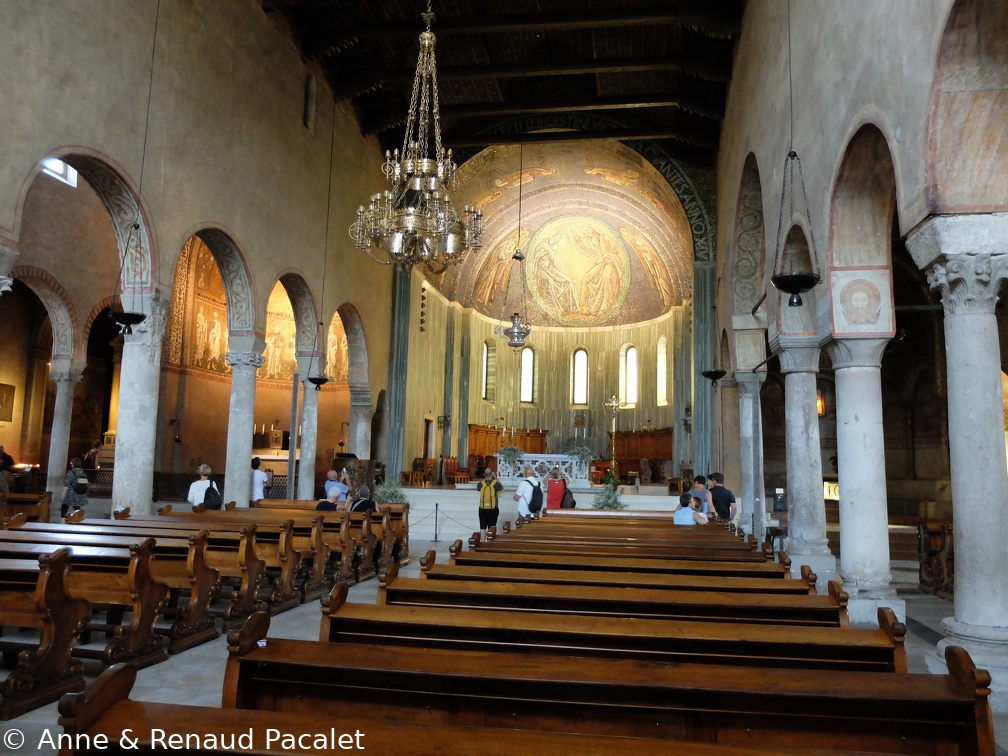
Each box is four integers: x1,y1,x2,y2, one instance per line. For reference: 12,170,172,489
0,490,52,523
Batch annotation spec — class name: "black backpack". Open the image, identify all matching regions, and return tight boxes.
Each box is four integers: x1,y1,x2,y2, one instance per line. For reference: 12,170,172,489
528,480,543,513
203,481,222,510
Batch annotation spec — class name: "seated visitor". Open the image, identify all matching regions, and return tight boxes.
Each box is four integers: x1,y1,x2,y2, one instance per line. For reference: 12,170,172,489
349,485,377,514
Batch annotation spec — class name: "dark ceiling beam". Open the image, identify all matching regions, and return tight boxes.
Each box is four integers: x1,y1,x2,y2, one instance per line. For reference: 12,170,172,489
302,7,740,59
440,126,720,152
363,94,723,135
333,55,731,99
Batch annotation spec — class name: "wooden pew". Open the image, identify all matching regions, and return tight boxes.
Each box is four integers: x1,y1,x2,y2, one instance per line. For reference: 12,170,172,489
380,563,848,627
221,612,993,753
83,517,266,625
10,521,221,652
470,531,772,561
0,491,52,522
0,548,91,719
155,507,331,601
0,532,169,668
421,549,819,595
322,584,906,672
155,507,303,610
57,664,826,756
451,539,792,579
494,527,759,551
253,499,411,565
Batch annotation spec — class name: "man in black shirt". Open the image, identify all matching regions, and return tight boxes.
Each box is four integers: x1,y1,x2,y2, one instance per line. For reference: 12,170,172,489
708,472,737,521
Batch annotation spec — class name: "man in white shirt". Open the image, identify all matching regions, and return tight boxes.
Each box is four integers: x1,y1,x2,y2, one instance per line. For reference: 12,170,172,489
513,465,541,518
250,457,270,506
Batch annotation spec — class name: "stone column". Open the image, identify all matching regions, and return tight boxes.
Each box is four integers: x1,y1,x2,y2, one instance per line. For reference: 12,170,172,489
112,298,167,515
775,338,835,585
735,371,766,539
827,337,902,624
349,388,372,460
692,261,715,477
45,362,82,518
296,357,320,501
224,349,265,508
907,221,1008,708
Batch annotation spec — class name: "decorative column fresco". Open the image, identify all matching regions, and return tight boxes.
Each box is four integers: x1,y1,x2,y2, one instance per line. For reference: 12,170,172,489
386,265,411,481
827,337,893,595
224,349,265,507
692,261,715,478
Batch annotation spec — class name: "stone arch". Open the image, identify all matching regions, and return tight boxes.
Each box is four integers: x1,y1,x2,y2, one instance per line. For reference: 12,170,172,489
336,302,372,458
830,125,897,269
81,295,121,351
10,265,78,358
278,272,318,355
731,154,766,316
191,227,256,338
61,155,157,299
828,125,897,340
927,0,1008,213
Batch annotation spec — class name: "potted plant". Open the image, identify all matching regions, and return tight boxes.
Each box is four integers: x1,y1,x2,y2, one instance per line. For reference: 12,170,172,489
373,481,408,504
496,445,524,468
564,440,597,468
592,476,626,510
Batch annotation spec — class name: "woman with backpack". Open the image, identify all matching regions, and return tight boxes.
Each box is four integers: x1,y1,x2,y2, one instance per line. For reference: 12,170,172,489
477,468,503,539
545,465,571,510
61,456,88,518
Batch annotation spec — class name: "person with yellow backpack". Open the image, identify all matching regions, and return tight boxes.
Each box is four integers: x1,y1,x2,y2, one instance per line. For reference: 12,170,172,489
477,467,503,539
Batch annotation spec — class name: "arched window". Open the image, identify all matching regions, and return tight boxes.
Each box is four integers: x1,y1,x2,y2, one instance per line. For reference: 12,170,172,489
520,347,535,403
572,348,588,405
482,339,496,402
619,344,638,406
657,336,668,406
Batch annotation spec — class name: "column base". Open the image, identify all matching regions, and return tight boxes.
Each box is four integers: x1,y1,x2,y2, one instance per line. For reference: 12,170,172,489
787,552,837,593
926,619,1008,714
845,592,906,627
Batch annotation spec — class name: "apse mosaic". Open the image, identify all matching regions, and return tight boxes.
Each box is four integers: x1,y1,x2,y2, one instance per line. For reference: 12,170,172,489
525,215,630,325
437,140,694,327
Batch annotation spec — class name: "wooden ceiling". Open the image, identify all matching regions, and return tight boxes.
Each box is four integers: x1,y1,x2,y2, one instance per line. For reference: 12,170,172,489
262,0,742,167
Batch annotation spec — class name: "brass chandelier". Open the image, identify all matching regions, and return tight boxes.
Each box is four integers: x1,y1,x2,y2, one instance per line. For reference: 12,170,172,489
349,1,482,273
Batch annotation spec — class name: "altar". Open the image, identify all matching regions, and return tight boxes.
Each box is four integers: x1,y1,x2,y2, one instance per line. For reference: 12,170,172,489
494,452,592,491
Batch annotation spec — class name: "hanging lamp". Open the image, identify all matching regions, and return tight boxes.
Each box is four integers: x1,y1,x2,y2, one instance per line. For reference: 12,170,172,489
109,4,163,335
307,107,338,390
769,0,821,308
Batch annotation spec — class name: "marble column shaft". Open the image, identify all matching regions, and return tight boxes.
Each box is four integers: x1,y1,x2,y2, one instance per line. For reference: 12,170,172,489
828,338,893,592
927,254,1008,628
777,342,830,556
45,366,82,517
225,351,264,507
112,304,166,515
735,371,766,540
297,374,320,501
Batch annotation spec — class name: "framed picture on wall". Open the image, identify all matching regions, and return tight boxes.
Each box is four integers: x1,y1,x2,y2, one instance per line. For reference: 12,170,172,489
0,383,14,422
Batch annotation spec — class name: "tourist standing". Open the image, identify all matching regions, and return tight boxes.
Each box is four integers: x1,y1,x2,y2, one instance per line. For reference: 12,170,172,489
477,468,503,539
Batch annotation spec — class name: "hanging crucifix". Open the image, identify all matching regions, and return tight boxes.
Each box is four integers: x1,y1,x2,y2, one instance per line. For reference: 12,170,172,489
603,393,627,476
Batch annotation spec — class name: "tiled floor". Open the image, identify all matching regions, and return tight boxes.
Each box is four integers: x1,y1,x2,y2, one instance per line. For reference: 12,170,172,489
3,541,1006,755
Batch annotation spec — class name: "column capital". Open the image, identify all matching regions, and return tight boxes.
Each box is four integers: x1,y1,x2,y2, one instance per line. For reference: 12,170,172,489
50,369,83,386
927,254,1008,316
122,291,169,353
770,336,820,374
905,211,1008,270
225,351,266,369
825,337,888,370
734,371,766,395
0,275,11,296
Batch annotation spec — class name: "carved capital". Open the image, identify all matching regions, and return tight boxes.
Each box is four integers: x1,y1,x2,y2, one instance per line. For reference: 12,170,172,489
928,254,1008,316
50,370,83,386
0,275,11,296
122,292,170,356
734,371,766,397
771,337,820,374
825,337,888,370
226,351,266,369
